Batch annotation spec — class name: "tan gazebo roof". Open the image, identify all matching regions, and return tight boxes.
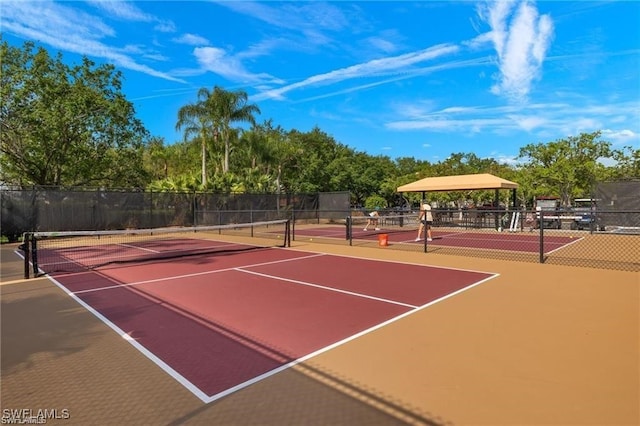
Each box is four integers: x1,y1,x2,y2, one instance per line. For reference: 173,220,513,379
397,173,519,192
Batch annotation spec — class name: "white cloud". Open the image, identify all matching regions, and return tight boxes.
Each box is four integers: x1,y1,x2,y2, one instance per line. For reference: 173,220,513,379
601,129,638,144
193,46,280,84
219,1,349,33
87,0,155,22
238,38,286,60
507,114,547,131
476,0,554,102
3,1,115,39
1,1,184,83
610,115,628,124
87,1,176,33
384,100,640,147
366,36,400,54
181,1,368,86
362,30,405,55
218,1,379,59
254,43,459,101
387,117,511,131
173,34,210,46
154,21,177,33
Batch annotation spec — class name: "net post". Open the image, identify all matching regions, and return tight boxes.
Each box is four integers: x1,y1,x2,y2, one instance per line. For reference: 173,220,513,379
285,219,291,247
589,199,596,234
345,215,350,240
31,235,39,277
23,233,30,279
539,211,545,263
149,189,154,229
282,220,286,247
192,191,197,227
424,230,428,253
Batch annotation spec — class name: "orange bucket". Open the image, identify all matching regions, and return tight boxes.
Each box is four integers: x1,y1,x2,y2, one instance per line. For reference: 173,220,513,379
378,233,389,247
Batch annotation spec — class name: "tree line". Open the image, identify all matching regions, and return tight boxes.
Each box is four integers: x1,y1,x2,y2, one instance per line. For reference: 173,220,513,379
2,39,638,209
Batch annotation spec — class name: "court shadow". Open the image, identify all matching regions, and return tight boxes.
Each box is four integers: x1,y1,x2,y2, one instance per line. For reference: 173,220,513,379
112,283,447,425
0,281,102,374
165,362,447,425
1,275,448,425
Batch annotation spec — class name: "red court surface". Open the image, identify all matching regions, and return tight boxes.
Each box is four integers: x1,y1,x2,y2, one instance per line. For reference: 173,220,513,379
44,245,497,403
295,225,577,253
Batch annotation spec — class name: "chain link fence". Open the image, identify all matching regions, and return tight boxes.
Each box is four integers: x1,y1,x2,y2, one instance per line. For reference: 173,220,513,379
2,185,638,271
1,187,350,241
292,206,639,272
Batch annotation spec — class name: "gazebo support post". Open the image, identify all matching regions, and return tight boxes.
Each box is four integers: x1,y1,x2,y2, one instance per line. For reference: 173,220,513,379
494,189,500,230
422,191,427,252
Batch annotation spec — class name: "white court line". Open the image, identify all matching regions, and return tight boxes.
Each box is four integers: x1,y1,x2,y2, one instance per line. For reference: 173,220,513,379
72,252,327,295
117,243,161,253
433,230,580,245
236,268,418,309
546,236,584,255
39,246,500,404
286,247,498,276
430,232,542,244
43,273,211,402
201,271,500,404
299,230,345,238
396,233,576,253
435,231,475,239
37,241,246,269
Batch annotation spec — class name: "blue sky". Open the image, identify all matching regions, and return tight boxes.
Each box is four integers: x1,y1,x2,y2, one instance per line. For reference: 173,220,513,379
2,1,639,164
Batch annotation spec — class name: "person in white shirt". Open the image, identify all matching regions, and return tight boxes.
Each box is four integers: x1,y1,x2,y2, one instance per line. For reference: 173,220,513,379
415,201,433,241
363,209,380,231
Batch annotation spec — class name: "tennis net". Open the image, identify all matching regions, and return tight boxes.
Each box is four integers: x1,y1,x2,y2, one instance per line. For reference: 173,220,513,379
23,219,291,278
346,214,420,239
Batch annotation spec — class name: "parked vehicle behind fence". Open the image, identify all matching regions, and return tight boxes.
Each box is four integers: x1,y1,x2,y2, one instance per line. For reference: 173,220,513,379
571,198,601,231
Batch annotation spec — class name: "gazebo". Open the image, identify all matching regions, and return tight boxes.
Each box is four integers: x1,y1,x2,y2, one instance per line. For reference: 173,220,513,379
397,173,520,229
397,173,519,207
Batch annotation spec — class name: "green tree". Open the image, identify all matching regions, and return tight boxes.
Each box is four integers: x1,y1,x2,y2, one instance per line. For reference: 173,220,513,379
517,131,613,206
511,165,540,208
238,121,303,193
0,40,150,188
176,91,215,187
205,86,260,174
144,137,170,180
176,86,260,182
395,157,429,176
327,152,395,206
608,146,640,180
284,127,348,193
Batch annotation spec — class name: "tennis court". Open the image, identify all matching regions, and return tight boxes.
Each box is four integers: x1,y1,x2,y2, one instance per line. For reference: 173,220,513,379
30,231,497,403
2,221,637,425
295,221,577,253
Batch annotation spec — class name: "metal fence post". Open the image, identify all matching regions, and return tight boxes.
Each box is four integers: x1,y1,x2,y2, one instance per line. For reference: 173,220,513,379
539,211,545,263
23,233,30,279
291,208,296,241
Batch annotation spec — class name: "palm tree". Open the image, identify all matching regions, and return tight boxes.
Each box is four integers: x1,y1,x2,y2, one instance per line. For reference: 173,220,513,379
145,137,170,180
207,86,260,174
175,86,260,184
175,97,212,187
